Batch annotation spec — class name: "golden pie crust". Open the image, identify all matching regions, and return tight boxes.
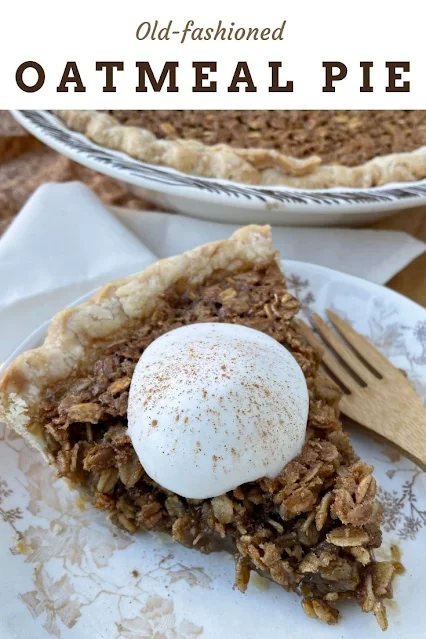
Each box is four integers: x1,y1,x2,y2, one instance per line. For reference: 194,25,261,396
0,225,275,455
53,109,426,188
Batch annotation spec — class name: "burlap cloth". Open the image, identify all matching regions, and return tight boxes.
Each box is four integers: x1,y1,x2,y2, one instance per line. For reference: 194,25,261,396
0,111,151,237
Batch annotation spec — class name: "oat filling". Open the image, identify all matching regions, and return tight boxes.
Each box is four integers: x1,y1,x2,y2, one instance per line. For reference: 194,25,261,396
34,264,393,628
106,110,426,167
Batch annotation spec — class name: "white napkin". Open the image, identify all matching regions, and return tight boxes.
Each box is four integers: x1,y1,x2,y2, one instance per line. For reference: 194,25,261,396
0,181,425,362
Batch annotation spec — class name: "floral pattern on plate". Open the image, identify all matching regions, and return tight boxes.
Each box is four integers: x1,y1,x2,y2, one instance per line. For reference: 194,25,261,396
1,261,425,639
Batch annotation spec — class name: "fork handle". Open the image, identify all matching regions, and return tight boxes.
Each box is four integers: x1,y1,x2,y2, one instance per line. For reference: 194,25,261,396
341,377,426,471
391,396,426,470
352,382,426,468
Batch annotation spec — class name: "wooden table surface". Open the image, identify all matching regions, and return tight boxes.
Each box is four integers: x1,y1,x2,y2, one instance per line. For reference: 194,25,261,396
371,205,426,307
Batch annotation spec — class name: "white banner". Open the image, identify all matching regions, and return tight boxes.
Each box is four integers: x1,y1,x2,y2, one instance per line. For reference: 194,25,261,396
1,0,425,108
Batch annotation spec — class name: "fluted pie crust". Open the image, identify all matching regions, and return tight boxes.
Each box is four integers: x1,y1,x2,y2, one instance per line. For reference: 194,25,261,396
53,109,426,188
0,226,395,629
0,226,274,454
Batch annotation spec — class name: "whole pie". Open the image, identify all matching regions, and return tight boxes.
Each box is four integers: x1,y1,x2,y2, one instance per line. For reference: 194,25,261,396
0,226,394,628
53,110,426,188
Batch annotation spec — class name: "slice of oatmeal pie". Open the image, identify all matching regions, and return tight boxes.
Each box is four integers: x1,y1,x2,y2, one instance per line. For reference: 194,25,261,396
0,226,394,629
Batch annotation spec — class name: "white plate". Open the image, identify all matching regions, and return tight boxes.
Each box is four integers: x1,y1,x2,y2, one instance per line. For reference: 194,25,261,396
1,261,425,639
12,110,426,227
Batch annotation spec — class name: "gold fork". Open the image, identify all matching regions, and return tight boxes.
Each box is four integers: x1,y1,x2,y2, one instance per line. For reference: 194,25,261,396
296,310,426,469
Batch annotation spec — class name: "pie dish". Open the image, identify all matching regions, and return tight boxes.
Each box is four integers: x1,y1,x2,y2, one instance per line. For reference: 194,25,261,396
12,110,426,227
52,110,426,189
0,226,395,629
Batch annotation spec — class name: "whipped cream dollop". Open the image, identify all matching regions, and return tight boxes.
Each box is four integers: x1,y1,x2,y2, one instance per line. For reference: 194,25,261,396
127,323,309,499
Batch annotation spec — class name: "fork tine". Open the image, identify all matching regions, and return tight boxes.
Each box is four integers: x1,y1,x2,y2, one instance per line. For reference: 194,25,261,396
326,310,392,377
294,319,360,394
311,313,377,385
